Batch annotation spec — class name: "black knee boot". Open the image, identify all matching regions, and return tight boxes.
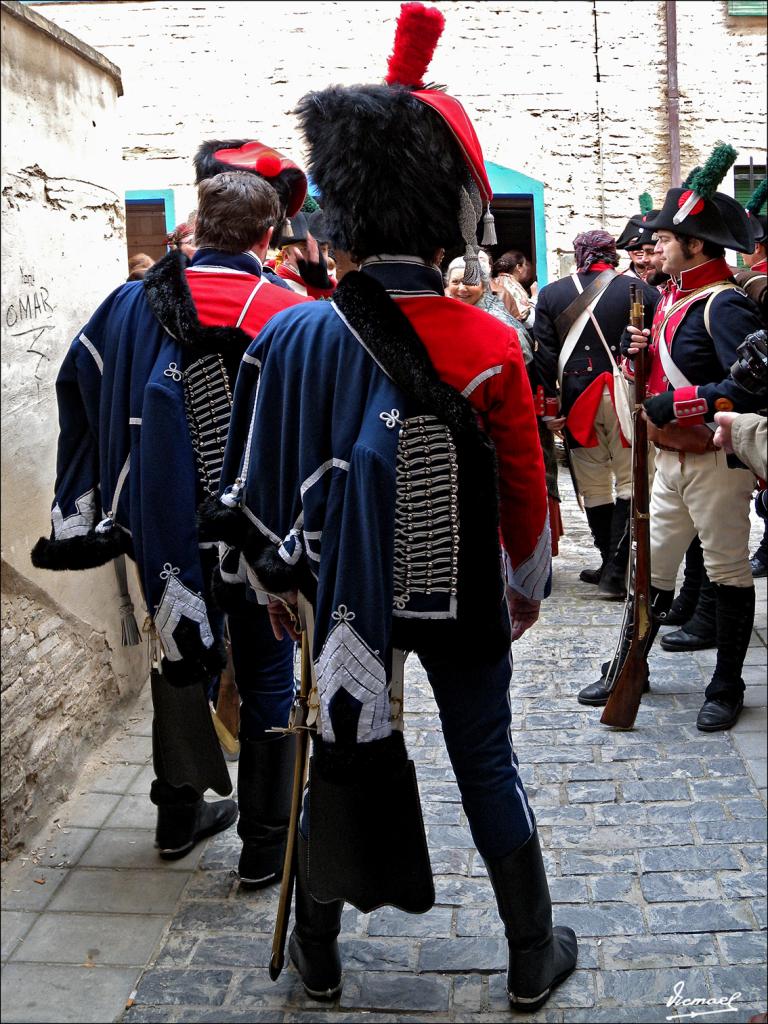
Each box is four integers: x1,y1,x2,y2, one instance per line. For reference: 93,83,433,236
697,584,755,731
485,828,577,1012
661,571,716,651
665,535,705,625
288,832,344,1000
579,503,614,585
151,780,237,861
578,587,673,706
237,733,296,887
596,498,630,600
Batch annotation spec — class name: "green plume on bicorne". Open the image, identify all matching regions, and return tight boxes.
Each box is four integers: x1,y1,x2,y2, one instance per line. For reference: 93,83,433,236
746,178,767,215
688,144,738,200
638,193,653,215
681,166,701,189
301,195,321,213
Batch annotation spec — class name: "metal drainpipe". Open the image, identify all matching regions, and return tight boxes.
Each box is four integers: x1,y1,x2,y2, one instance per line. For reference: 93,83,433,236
666,0,681,187
592,1,605,225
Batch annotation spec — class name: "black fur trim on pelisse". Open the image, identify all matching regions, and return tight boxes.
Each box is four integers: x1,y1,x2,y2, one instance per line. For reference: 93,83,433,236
31,528,133,571
143,251,253,359
334,272,509,661
295,84,468,261
247,533,318,605
196,495,249,546
199,495,319,605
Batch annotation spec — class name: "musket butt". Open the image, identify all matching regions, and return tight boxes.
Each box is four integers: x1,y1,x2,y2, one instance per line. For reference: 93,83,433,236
269,954,284,981
599,708,637,730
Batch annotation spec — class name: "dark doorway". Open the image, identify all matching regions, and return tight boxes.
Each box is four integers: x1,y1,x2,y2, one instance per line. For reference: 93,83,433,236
484,197,537,283
125,199,168,263
441,196,536,283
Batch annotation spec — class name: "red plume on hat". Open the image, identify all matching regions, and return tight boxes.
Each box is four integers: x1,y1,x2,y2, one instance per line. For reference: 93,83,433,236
384,3,494,247
385,1,445,88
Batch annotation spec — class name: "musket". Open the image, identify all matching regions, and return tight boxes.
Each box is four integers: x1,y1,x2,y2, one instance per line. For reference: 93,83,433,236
268,596,313,980
600,283,652,729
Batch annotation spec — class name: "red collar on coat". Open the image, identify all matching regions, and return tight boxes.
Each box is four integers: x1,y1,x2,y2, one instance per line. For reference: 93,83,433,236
675,258,733,294
583,261,615,273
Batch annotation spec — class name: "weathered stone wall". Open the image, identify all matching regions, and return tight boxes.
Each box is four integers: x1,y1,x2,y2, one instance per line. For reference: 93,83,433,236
1,1,146,857
1,563,123,857
30,0,767,278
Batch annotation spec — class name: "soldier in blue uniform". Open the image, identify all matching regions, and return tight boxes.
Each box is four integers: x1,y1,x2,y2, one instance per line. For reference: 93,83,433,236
533,230,659,600
579,155,764,731
32,147,316,875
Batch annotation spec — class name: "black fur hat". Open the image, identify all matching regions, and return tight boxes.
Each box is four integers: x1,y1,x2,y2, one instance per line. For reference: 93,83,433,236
295,84,469,262
193,139,307,218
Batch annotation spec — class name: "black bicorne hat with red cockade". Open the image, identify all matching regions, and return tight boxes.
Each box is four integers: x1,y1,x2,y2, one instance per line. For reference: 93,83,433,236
294,2,495,283
629,145,753,254
616,194,659,250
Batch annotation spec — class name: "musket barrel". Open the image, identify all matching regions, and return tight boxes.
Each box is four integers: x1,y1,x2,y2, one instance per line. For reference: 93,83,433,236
600,283,653,729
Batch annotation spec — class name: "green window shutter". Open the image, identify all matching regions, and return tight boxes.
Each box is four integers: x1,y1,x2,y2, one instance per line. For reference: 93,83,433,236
727,0,767,15
733,164,766,266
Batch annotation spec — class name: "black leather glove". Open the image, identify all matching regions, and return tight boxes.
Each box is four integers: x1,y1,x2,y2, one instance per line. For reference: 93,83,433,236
619,328,635,358
644,392,676,426
620,327,651,359
297,249,332,290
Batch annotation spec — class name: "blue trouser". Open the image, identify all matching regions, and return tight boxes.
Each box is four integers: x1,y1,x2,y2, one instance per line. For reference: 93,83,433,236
299,642,535,862
226,602,295,740
415,642,535,860
205,580,295,743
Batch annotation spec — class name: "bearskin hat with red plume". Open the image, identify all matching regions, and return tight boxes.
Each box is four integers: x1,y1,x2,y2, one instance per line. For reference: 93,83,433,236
295,2,495,279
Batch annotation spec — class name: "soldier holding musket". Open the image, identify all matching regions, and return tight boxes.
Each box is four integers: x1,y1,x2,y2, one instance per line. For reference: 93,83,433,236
579,146,764,731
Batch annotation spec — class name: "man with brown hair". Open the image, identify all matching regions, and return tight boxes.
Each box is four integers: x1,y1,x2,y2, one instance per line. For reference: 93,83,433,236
32,152,310,878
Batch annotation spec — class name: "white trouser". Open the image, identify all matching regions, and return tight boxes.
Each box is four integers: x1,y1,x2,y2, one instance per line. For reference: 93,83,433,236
650,448,755,590
570,390,632,508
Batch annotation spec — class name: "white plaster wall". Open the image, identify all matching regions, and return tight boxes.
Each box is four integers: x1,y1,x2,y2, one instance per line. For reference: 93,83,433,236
30,0,767,281
1,5,137,629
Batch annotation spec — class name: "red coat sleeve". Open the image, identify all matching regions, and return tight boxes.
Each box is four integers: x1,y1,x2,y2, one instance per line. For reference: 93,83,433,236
473,330,552,599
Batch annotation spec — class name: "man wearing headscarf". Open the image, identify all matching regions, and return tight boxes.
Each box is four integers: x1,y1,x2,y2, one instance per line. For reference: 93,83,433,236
533,231,660,600
207,2,576,1010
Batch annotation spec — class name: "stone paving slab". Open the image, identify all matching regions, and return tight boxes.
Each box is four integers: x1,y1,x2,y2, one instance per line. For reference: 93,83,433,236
2,475,765,1023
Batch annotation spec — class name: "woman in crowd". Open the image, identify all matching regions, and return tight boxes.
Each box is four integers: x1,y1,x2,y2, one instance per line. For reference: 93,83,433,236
491,250,537,325
445,253,564,553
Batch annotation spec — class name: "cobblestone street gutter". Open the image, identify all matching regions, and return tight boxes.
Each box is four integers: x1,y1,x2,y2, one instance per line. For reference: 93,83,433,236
2,471,766,1023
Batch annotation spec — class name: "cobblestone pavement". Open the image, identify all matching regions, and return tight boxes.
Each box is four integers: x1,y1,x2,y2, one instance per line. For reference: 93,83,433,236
2,474,766,1023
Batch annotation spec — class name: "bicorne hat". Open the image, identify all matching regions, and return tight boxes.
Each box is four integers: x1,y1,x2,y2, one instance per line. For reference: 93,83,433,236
629,189,754,254
275,211,309,249
616,194,658,250
194,139,307,218
628,145,753,254
295,2,494,283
